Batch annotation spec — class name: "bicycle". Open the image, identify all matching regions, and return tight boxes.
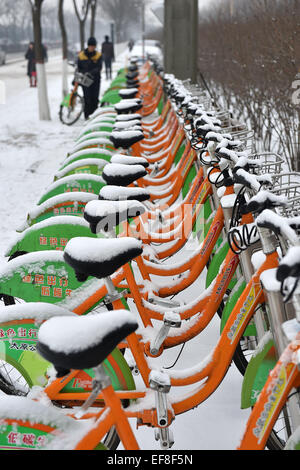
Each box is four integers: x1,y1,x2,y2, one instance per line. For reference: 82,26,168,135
59,68,93,126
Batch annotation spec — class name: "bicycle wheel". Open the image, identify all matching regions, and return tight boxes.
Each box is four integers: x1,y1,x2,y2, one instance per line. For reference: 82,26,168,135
0,350,123,449
265,394,300,450
59,92,84,126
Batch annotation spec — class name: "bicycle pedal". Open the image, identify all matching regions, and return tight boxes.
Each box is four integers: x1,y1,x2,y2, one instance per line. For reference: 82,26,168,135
150,313,182,356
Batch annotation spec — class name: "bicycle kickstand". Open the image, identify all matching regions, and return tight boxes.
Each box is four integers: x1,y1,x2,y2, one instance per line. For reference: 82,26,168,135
149,370,174,449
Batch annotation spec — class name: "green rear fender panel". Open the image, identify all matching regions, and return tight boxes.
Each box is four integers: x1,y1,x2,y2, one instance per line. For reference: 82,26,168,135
101,90,122,105
61,92,72,107
53,162,107,181
79,124,114,135
206,240,237,290
193,198,212,241
6,222,97,257
241,333,276,409
157,96,164,115
220,278,257,338
0,251,91,303
59,152,112,171
37,177,105,205
173,140,186,166
0,320,135,448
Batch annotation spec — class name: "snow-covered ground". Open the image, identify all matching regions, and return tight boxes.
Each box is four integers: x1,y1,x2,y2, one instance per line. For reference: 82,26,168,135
0,44,251,450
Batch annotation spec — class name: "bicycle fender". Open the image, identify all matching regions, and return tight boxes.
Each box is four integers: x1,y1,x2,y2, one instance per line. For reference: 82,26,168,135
240,331,276,409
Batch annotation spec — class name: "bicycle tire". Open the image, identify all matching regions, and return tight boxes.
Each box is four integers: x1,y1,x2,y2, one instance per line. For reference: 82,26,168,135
59,93,84,126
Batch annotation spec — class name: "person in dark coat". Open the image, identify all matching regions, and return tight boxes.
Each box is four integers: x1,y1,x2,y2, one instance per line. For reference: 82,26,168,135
101,35,115,80
25,42,48,87
25,42,36,87
77,37,103,120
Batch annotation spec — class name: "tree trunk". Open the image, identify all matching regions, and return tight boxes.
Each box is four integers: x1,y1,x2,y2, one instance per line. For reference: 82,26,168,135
79,20,85,50
29,0,51,121
90,0,97,37
73,0,91,51
58,0,69,98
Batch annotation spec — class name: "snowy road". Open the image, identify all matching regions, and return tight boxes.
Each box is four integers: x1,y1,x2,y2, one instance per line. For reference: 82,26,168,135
0,46,251,450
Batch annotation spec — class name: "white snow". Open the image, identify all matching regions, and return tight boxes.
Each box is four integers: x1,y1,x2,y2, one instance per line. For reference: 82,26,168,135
38,309,137,354
99,185,150,200
103,162,146,177
0,302,76,323
64,236,143,263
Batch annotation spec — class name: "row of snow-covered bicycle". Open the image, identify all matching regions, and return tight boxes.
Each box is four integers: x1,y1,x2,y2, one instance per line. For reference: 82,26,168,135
0,55,300,450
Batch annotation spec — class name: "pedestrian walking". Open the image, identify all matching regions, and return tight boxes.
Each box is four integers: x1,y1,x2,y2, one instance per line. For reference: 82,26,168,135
25,42,37,87
128,39,134,52
77,36,103,120
25,42,48,88
101,35,115,80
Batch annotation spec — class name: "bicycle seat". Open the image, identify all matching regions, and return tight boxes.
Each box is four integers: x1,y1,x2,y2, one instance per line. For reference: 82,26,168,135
37,310,138,376
84,199,145,233
63,236,143,282
126,79,140,88
110,130,144,149
114,100,142,114
110,154,149,168
115,113,142,122
126,71,139,80
99,185,150,202
102,163,147,186
119,88,139,99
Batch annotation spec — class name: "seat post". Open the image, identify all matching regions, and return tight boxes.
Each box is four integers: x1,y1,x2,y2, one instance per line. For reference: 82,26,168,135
75,364,111,419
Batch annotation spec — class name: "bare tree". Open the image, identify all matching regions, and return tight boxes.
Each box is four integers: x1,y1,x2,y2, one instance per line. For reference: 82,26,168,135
28,0,51,121
198,0,300,170
58,0,69,98
73,0,91,50
0,0,32,43
90,0,98,37
98,0,141,43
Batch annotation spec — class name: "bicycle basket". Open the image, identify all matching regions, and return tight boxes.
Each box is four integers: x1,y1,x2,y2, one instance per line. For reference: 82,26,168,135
271,172,300,218
74,71,94,87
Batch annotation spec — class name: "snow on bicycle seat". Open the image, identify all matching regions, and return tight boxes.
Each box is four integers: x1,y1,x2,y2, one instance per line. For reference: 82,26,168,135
114,99,142,114
128,64,138,72
84,199,145,233
102,163,147,186
99,185,150,202
0,302,76,324
115,113,142,122
37,309,138,375
110,154,149,168
113,120,142,132
126,79,140,88
126,71,139,80
63,236,143,282
110,129,144,150
118,88,139,99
